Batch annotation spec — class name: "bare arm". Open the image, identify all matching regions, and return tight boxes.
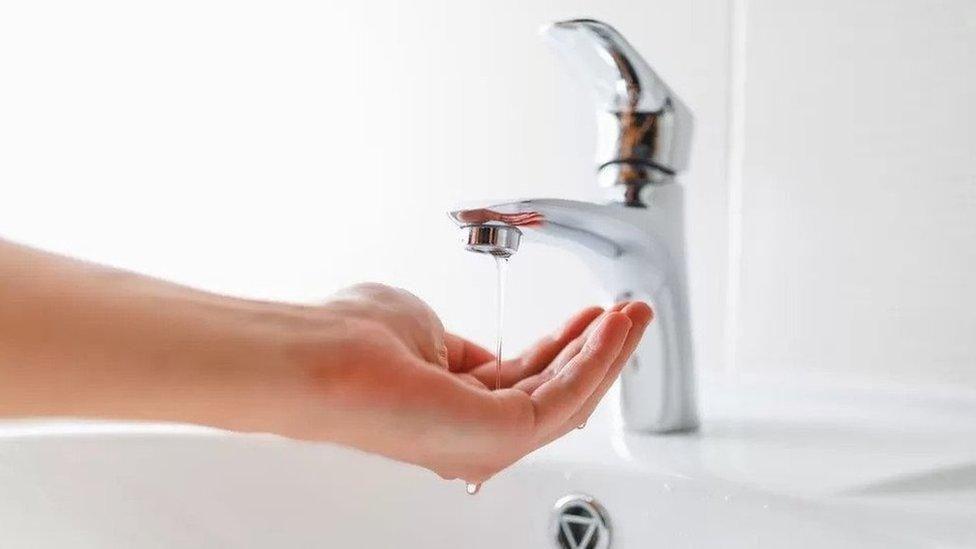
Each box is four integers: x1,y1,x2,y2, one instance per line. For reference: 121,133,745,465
0,239,301,427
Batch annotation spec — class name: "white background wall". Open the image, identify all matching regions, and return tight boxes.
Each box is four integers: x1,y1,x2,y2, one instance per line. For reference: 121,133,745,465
733,0,976,388
1,1,972,391
0,0,731,377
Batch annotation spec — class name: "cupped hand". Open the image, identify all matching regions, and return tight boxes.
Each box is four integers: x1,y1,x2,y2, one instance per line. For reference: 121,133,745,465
269,283,653,484
0,240,651,482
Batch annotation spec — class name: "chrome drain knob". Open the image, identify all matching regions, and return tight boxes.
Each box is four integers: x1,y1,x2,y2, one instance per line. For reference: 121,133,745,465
551,494,611,549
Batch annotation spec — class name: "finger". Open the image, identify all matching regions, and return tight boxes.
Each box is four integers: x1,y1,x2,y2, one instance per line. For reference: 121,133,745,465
454,372,489,390
555,302,653,437
609,300,630,313
444,333,496,373
465,306,604,387
380,285,449,369
517,306,605,371
527,313,631,439
414,294,449,369
545,302,629,366
408,301,448,370
510,304,628,394
509,323,596,394
340,283,450,368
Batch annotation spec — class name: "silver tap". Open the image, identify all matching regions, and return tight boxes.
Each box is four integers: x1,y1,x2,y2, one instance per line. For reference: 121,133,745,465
449,19,697,433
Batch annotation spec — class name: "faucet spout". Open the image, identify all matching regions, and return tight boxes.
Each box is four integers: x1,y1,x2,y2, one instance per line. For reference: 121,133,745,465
451,199,624,261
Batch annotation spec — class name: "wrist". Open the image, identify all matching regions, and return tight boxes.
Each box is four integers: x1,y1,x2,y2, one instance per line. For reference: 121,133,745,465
146,294,316,432
178,296,357,437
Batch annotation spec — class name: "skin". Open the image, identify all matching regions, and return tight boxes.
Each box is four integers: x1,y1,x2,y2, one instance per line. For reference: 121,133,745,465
0,239,652,483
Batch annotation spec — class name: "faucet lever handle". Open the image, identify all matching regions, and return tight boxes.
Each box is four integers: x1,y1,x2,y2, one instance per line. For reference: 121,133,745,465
543,19,667,112
542,19,693,204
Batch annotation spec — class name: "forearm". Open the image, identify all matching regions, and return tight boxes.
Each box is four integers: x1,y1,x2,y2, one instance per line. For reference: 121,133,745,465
0,239,306,429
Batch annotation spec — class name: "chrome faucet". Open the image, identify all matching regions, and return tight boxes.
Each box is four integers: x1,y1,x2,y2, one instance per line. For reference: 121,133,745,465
450,19,697,433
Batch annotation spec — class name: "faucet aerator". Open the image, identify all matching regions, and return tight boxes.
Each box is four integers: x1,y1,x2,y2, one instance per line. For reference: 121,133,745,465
463,225,522,258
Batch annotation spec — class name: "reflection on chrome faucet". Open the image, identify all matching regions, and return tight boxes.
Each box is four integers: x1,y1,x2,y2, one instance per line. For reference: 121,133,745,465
544,19,693,206
449,19,698,433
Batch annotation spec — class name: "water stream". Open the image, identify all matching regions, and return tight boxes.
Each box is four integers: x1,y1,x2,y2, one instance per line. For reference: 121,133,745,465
492,255,509,391
464,254,510,496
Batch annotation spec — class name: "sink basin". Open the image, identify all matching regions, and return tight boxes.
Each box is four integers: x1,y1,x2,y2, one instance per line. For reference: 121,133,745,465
1,375,974,548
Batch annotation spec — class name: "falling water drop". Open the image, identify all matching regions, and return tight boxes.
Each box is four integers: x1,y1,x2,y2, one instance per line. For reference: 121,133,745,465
465,482,482,495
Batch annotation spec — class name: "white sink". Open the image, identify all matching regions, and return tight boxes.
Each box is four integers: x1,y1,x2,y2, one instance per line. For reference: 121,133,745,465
1,375,974,548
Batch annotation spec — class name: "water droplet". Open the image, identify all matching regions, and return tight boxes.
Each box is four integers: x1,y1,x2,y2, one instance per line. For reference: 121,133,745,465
663,483,673,492
762,504,769,510
576,420,587,429
723,494,731,502
465,482,482,495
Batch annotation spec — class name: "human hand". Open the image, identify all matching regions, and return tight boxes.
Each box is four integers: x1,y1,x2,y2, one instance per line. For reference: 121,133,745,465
0,242,649,485
261,283,653,483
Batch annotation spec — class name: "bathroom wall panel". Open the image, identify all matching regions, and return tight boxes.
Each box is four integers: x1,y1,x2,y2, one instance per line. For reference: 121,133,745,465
736,0,976,387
